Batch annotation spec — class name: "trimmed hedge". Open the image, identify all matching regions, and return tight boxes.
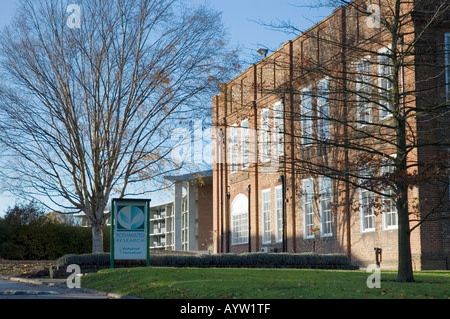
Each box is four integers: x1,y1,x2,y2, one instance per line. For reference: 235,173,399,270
150,252,357,269
56,252,110,267
56,252,358,270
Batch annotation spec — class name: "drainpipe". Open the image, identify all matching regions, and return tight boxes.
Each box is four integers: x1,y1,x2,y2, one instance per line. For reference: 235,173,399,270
223,83,230,254
282,175,287,252
279,175,287,252
246,184,251,252
220,161,224,253
218,126,224,253
226,186,230,253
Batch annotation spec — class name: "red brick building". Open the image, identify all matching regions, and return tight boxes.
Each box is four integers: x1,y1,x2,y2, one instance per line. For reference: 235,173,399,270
212,0,450,269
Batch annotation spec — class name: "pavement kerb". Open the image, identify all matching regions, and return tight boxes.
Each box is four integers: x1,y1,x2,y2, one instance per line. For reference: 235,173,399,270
0,275,141,299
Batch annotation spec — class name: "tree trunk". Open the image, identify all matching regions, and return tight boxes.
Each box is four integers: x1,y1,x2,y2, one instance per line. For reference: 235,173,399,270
91,221,104,253
396,190,415,282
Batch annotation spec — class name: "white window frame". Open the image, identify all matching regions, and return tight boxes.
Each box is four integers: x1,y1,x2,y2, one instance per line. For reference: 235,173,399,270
241,118,249,169
302,178,315,239
181,196,188,250
231,194,249,245
378,47,393,120
317,78,330,141
359,167,375,232
319,176,332,237
229,124,238,173
275,185,283,243
356,56,373,127
273,100,284,156
381,157,398,230
445,33,450,102
301,85,313,146
261,188,271,244
260,108,271,162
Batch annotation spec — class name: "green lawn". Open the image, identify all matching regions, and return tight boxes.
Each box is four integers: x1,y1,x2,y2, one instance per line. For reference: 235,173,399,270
81,267,450,299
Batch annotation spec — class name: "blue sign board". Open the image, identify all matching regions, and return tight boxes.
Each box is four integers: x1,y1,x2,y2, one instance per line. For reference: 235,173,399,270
110,198,150,267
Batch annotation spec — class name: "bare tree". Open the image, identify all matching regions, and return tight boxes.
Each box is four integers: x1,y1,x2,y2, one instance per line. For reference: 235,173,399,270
0,0,238,252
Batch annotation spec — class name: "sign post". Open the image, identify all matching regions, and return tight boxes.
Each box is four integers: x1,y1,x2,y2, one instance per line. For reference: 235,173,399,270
110,198,151,268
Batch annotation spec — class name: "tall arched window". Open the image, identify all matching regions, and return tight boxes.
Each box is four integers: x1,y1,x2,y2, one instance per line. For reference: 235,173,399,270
231,194,248,245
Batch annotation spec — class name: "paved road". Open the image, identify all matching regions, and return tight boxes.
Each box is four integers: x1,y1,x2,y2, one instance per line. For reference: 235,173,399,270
0,277,125,299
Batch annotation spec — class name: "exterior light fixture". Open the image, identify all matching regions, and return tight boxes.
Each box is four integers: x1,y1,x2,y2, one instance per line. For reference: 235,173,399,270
257,48,268,57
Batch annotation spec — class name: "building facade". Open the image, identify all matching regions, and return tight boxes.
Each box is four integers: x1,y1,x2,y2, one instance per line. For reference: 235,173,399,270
151,169,214,252
212,0,450,269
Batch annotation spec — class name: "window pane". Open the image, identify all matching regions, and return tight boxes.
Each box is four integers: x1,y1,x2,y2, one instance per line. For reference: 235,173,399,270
317,78,330,141
260,109,270,162
361,188,374,231
356,58,372,127
381,162,398,229
241,119,249,168
303,179,314,238
301,86,313,145
262,189,271,243
231,195,249,245
273,101,284,156
378,51,393,119
229,125,238,172
275,186,283,242
319,177,332,236
359,167,375,231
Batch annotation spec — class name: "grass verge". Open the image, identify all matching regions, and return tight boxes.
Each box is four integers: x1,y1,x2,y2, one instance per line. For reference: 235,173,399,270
81,267,450,299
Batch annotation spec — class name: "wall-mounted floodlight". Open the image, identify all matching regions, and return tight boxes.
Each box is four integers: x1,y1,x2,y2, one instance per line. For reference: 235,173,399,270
257,48,268,57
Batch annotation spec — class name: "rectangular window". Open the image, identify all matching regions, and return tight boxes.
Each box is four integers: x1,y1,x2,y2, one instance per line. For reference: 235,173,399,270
445,33,450,101
229,124,238,173
381,162,398,229
273,100,284,156
302,178,315,238
319,177,332,237
301,86,313,145
241,118,249,169
231,195,249,245
181,196,188,250
317,78,330,141
262,189,271,244
361,187,375,232
275,185,283,242
232,212,248,245
378,48,393,120
260,108,270,162
356,57,372,127
359,167,375,232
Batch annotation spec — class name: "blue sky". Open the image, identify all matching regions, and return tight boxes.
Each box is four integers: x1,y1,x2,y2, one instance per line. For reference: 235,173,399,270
0,0,332,215
0,0,333,59
199,0,333,63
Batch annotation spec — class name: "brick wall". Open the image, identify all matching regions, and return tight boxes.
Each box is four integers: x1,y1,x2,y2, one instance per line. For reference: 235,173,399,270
212,0,449,270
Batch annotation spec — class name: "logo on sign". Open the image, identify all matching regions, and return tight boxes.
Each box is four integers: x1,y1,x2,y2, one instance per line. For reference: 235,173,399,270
117,205,145,231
